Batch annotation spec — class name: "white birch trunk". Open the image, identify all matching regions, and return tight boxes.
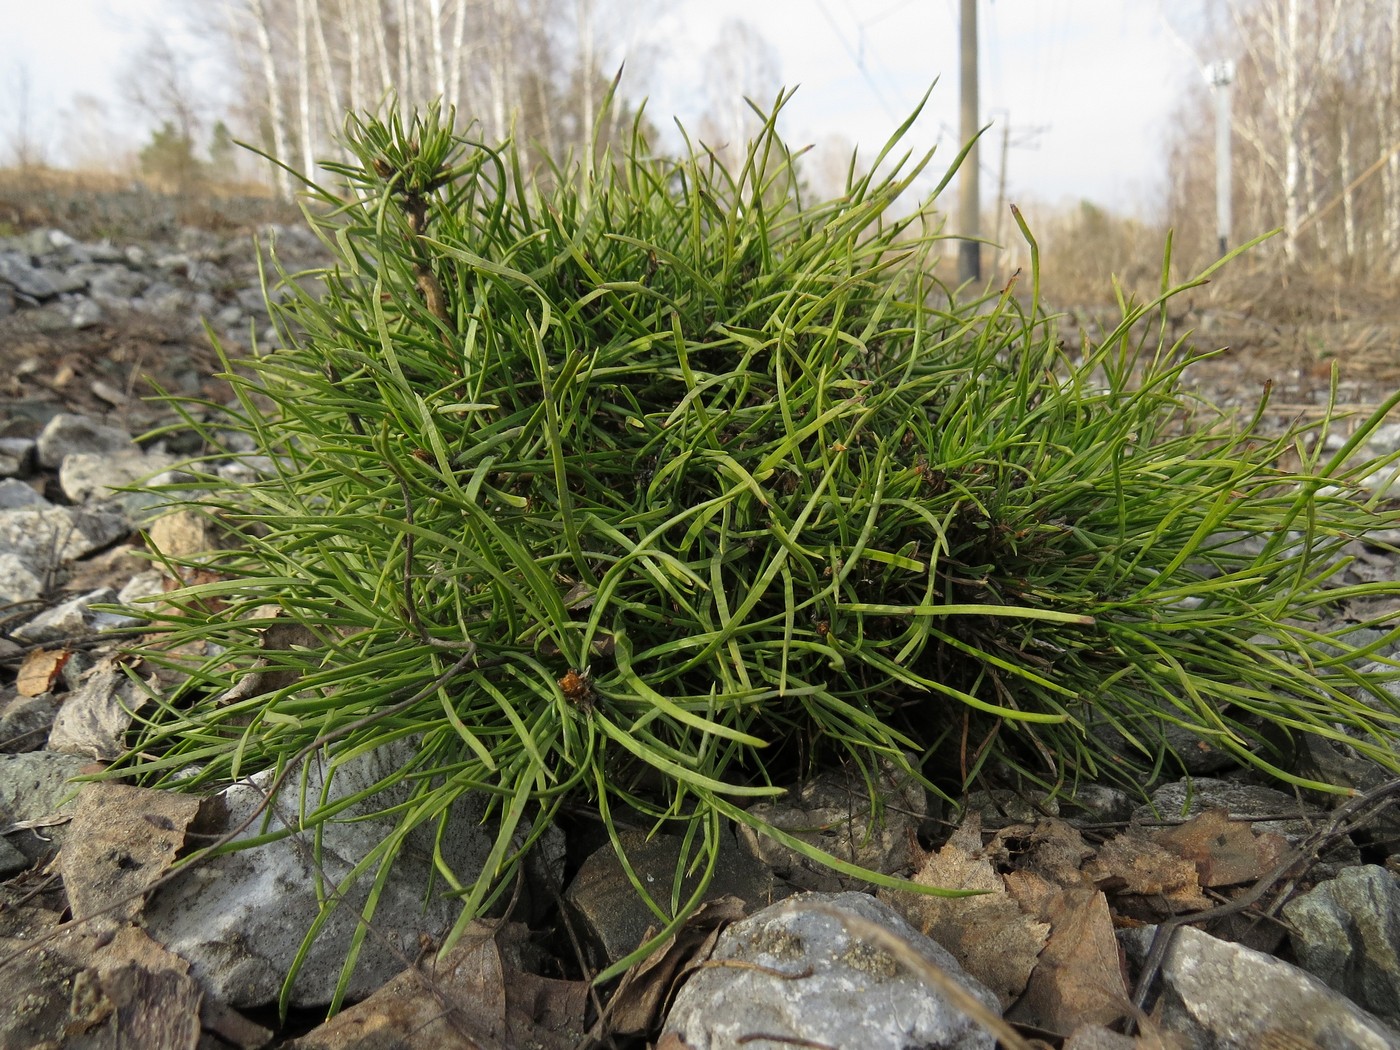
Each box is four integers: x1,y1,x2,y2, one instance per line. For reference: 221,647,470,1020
447,0,467,111
429,0,447,99
347,0,364,114
296,0,315,175
1339,114,1356,262
397,0,412,102
310,0,343,153
487,0,510,139
1388,0,1400,269
248,0,293,198
370,0,394,99
1281,0,1302,259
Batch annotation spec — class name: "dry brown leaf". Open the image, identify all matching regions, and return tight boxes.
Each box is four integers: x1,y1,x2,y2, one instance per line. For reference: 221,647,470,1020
1004,869,1058,917
603,895,746,1037
990,819,1096,887
1008,884,1130,1036
503,970,592,1050
0,922,203,1050
293,922,506,1050
1150,807,1290,888
16,647,72,696
1063,1022,1187,1049
60,782,202,925
291,922,588,1050
881,814,1049,1007
1083,832,1210,912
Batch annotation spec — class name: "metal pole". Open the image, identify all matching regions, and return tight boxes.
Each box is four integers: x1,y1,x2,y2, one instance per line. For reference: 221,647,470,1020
958,0,980,283
1208,61,1234,258
994,119,1010,248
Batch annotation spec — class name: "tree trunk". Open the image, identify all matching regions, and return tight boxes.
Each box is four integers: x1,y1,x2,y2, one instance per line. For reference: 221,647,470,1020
247,0,293,198
310,0,343,161
1281,0,1302,259
428,0,447,99
296,0,315,175
1388,0,1400,270
446,0,467,111
1339,113,1356,264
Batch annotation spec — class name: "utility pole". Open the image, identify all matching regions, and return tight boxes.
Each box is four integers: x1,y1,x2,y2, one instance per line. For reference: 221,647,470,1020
1207,60,1234,258
958,0,980,284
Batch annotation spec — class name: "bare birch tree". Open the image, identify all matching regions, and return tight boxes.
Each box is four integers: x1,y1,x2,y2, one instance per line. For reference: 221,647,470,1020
1167,0,1400,273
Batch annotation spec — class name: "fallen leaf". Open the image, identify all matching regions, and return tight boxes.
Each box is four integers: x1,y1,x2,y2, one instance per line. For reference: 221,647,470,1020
504,969,592,1050
60,782,201,925
603,895,746,1037
1008,884,1130,1036
986,818,1097,888
1083,832,1209,913
881,814,1049,1007
1150,807,1289,888
0,922,202,1050
290,922,588,1050
16,647,72,696
199,999,274,1050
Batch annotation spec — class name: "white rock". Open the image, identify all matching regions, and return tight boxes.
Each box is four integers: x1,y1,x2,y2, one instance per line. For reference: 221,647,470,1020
1121,924,1400,1049
662,891,999,1050
58,448,175,504
69,297,102,329
0,552,47,604
10,588,118,644
0,505,128,567
0,437,35,477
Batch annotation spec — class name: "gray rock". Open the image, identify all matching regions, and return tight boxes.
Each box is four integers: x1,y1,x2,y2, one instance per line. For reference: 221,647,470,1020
1060,784,1136,824
0,478,47,509
0,504,129,564
86,263,150,301
964,788,1058,825
1136,777,1322,847
737,760,926,892
84,240,127,264
35,413,138,469
0,690,65,754
0,252,61,299
564,826,790,965
47,657,149,761
213,303,244,328
235,286,271,314
1284,865,1400,1026
0,833,27,876
0,552,48,605
1089,711,1242,777
0,437,35,477
661,891,999,1050
0,750,88,861
10,587,119,644
67,296,103,328
1121,924,1400,1049
140,738,499,1008
58,448,174,504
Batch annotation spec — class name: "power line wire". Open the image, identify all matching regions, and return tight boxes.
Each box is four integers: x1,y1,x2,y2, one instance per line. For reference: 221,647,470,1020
813,0,902,122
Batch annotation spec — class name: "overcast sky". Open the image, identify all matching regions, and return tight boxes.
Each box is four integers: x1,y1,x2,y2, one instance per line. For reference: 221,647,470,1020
5,0,1209,218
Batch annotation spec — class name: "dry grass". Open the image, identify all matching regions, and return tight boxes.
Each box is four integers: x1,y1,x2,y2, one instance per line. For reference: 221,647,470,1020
0,164,298,240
